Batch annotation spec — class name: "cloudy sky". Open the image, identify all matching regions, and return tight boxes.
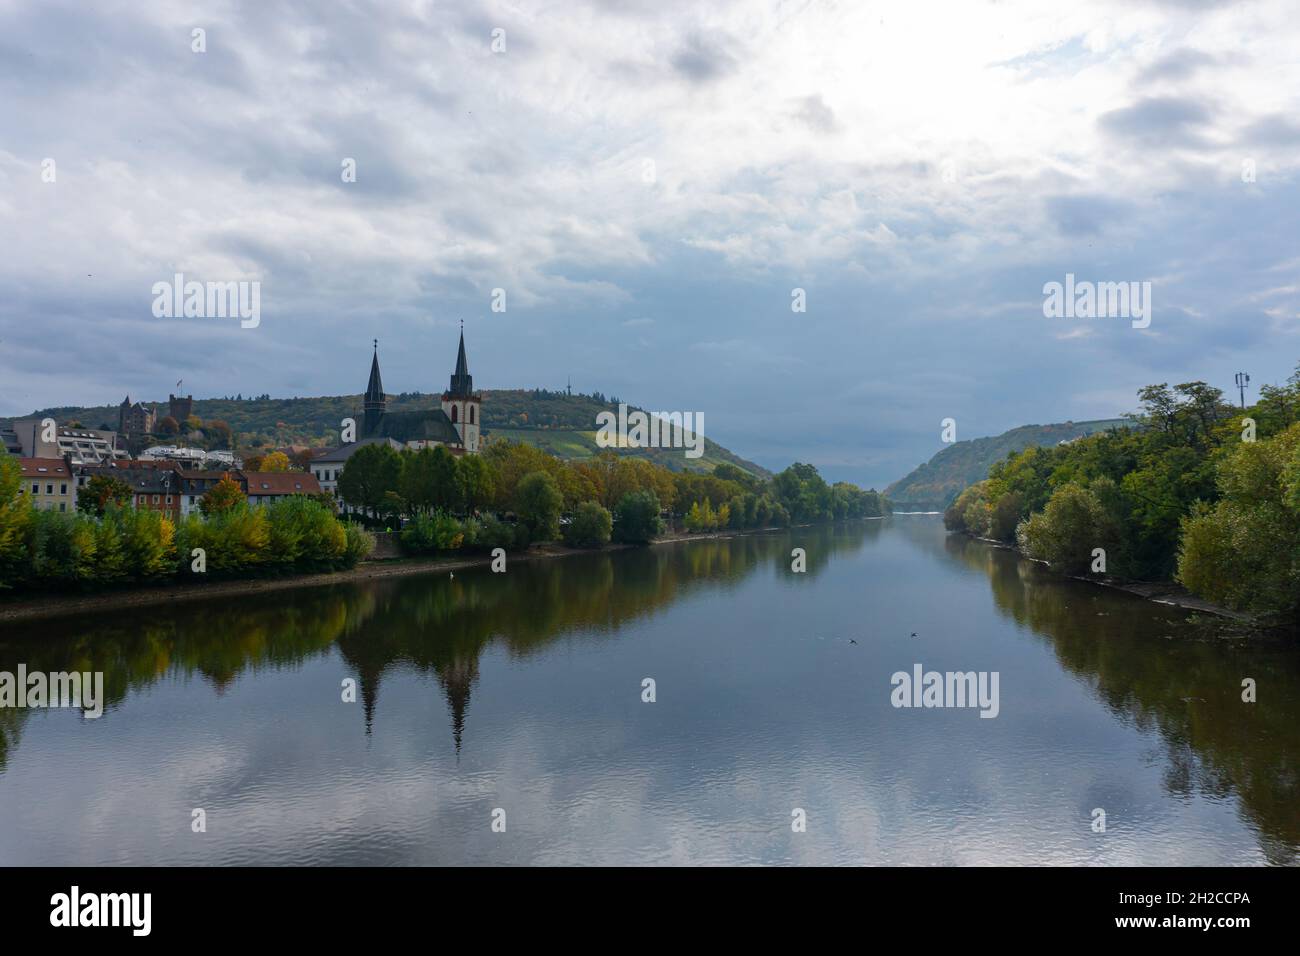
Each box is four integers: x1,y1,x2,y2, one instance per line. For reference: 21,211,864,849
1,0,1297,486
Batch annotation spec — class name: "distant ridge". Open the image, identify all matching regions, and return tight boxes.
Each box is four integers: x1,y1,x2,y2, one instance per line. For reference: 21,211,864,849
4,389,770,477
885,418,1130,510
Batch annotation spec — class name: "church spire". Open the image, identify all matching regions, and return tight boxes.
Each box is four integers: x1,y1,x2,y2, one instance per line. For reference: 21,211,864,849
447,322,473,396
363,339,386,437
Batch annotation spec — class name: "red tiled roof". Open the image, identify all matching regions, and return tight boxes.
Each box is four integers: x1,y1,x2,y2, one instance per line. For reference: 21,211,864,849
18,458,70,477
241,471,321,496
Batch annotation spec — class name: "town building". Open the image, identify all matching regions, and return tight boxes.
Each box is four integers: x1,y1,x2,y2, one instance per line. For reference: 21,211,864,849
16,458,74,512
242,471,322,507
310,437,403,498
176,469,238,518
75,464,183,522
8,420,126,464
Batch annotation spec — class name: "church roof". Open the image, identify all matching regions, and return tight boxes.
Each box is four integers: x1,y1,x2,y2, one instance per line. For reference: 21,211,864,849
375,409,462,445
316,437,403,463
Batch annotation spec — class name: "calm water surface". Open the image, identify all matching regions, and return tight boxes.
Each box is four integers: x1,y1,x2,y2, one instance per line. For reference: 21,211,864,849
1,515,1296,865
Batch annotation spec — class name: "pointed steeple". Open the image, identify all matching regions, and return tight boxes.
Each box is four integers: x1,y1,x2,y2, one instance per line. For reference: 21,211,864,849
365,339,384,403
447,322,473,396
363,339,386,437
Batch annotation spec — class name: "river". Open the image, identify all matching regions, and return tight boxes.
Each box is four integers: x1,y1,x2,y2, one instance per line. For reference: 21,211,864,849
0,515,1295,865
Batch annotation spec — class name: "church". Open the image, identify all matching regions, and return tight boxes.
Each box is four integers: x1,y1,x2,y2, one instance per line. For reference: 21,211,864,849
360,326,482,454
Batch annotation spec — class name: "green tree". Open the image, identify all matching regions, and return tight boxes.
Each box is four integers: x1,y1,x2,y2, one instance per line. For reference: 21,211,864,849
514,471,563,542
457,454,496,514
336,443,403,518
0,452,33,588
612,490,664,544
1016,482,1119,576
400,446,461,515
771,463,833,523
564,501,612,548
1178,423,1300,622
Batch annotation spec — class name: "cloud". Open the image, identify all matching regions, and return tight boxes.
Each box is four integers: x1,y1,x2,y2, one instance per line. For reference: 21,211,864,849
790,94,839,134
1097,96,1216,148
669,32,740,84
1,0,1299,489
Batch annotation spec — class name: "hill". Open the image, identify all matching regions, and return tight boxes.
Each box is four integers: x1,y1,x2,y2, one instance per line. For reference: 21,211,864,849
885,418,1131,510
3,389,770,477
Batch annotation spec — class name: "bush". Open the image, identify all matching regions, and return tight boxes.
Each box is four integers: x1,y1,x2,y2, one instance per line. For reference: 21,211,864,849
564,501,612,548
265,496,348,571
462,513,518,552
612,490,663,544
401,511,465,554
342,522,374,567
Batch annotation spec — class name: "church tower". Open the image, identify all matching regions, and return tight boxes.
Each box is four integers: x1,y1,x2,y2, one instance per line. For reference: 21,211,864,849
363,339,386,437
440,324,481,452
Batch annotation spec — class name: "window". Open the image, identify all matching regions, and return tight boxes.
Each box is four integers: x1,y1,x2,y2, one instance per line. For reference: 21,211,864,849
46,483,54,494
166,496,173,504
31,483,38,495
59,503,66,512
469,405,475,424
60,483,67,494
451,405,458,423
152,495,160,504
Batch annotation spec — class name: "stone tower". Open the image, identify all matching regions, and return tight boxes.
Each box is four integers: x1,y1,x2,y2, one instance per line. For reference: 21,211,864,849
440,325,481,452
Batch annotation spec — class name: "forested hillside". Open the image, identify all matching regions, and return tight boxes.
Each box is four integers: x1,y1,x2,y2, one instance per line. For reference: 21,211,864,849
4,389,769,476
886,418,1130,509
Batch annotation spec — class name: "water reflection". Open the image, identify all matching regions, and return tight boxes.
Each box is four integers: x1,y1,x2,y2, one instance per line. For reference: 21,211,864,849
0,517,1296,864
932,530,1300,865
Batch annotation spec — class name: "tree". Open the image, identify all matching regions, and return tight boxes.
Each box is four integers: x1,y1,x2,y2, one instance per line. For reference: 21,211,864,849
1178,423,1300,623
457,453,495,514
157,416,180,436
514,471,563,542
400,446,460,515
563,501,612,548
77,474,133,517
336,443,403,519
612,490,664,544
256,451,292,472
200,475,247,517
771,463,833,523
0,451,33,588
1016,482,1120,576
204,419,233,449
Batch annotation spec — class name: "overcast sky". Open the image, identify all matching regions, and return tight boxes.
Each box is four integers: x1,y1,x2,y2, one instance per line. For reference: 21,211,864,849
1,0,1297,486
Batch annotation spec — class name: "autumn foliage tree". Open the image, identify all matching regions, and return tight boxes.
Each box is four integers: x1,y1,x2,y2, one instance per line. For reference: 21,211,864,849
200,475,247,517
